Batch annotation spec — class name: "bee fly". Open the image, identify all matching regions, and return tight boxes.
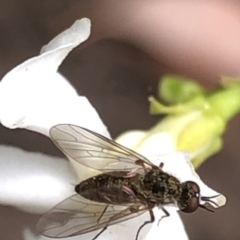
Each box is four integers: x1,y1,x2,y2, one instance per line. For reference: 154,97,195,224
37,124,219,240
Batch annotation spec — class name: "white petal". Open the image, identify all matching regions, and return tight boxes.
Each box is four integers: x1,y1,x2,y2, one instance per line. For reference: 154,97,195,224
40,18,90,54
0,145,75,214
19,95,110,138
0,72,109,137
0,73,74,129
135,133,175,156
0,18,99,136
116,131,175,155
116,131,147,149
2,18,90,81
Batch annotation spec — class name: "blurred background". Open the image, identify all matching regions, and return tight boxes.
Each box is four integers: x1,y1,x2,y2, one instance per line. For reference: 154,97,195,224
0,1,240,239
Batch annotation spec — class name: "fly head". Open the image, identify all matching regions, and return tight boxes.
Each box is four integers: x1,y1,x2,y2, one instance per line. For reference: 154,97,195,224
179,181,219,213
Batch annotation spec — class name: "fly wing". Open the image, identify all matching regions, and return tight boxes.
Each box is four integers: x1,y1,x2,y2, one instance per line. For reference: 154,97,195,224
37,194,148,238
50,124,155,173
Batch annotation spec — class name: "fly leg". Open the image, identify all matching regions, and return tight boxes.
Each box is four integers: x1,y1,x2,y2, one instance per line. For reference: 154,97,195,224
122,186,136,198
92,206,108,240
93,204,148,240
135,159,159,171
159,162,164,169
92,227,108,240
136,157,164,170
157,207,170,226
135,209,155,240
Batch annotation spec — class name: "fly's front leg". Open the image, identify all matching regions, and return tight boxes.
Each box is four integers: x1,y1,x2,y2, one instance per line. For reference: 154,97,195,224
157,207,170,226
135,208,155,240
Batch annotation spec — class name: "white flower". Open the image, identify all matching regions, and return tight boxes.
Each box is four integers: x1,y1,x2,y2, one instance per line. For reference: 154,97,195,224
0,18,226,240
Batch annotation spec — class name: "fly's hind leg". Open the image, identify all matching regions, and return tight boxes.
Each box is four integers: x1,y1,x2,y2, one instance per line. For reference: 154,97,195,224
92,227,108,240
135,209,155,240
92,206,108,240
157,207,170,226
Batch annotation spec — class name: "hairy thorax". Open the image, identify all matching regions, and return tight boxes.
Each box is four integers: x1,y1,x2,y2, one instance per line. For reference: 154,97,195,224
133,169,183,204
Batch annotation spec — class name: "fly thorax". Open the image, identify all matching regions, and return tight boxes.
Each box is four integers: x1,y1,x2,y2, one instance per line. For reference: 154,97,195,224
142,170,181,203
179,183,194,208
154,176,182,202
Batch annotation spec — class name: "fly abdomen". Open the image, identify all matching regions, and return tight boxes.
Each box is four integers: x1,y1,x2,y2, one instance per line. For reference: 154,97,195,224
75,172,138,204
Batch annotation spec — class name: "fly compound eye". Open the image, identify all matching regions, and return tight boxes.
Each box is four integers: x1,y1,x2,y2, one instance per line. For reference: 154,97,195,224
180,181,200,213
181,196,199,213
188,181,200,194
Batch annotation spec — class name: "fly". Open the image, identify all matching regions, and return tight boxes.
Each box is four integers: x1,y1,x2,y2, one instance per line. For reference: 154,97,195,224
37,124,219,240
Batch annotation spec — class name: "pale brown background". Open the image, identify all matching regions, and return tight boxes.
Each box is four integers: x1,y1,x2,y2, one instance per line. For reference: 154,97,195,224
0,1,239,240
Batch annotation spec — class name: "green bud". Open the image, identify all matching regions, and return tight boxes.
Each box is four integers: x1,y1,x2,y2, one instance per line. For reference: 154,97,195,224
176,113,225,151
149,75,240,167
159,75,205,104
208,86,240,121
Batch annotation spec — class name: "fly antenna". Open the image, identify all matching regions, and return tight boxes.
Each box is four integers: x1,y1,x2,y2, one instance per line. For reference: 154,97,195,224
201,195,220,208
199,204,215,213
200,194,220,212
